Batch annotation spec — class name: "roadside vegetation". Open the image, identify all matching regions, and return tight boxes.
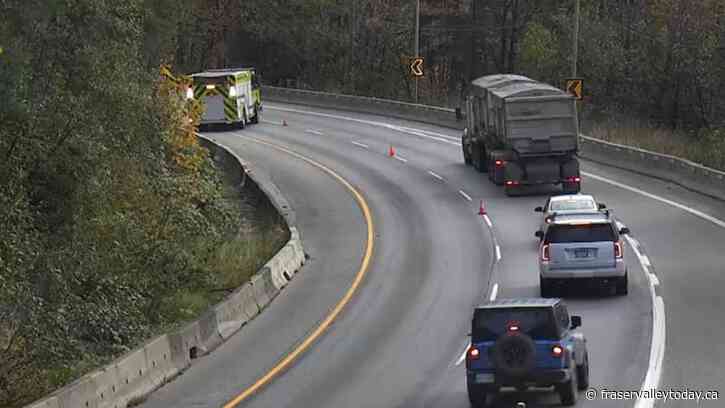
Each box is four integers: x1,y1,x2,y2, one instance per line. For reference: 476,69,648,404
0,2,285,407
196,0,725,170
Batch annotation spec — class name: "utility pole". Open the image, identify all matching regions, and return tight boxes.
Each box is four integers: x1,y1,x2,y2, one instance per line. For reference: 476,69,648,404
572,0,580,78
414,0,420,103
351,0,356,92
572,0,581,133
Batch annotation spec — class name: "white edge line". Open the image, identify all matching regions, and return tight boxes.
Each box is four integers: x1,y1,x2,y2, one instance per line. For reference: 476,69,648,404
351,141,368,149
483,214,493,228
428,170,444,181
495,245,502,262
394,156,408,163
455,342,471,366
625,233,666,408
459,190,472,201
305,129,324,136
489,283,499,301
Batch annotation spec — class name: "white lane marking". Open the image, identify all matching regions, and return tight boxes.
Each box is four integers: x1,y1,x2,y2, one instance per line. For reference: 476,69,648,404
625,232,666,408
271,103,688,402
489,283,499,301
455,343,470,366
483,214,493,228
428,170,444,181
351,141,369,149
305,129,325,136
394,155,408,163
583,171,725,229
495,245,502,262
459,190,472,201
268,105,461,146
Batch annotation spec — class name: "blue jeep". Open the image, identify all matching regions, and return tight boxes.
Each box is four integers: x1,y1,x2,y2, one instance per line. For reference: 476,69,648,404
466,298,589,407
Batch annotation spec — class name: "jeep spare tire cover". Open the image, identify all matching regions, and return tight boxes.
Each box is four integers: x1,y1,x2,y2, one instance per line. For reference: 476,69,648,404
493,333,537,378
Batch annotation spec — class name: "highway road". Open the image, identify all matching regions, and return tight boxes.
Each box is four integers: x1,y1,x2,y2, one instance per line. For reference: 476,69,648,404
139,103,725,408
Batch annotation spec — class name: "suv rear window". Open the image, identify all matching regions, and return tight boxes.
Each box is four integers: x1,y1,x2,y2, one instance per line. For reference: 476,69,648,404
472,307,558,341
546,223,615,243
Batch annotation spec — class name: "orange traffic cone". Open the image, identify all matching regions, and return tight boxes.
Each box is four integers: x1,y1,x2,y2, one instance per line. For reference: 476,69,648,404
388,144,396,157
478,200,487,215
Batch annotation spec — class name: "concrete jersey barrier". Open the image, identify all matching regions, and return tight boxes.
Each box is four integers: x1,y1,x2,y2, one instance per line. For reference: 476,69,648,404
24,135,306,408
263,86,725,201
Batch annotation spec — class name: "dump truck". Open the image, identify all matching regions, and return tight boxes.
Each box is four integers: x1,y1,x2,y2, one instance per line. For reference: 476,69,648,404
189,67,262,128
462,74,580,196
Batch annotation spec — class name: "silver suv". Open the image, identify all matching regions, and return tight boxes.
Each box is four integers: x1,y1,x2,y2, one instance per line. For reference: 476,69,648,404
536,212,629,297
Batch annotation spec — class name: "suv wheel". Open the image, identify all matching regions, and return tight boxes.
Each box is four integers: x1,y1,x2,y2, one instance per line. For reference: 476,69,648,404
540,276,554,298
577,353,590,390
467,384,487,407
556,366,578,406
616,271,628,295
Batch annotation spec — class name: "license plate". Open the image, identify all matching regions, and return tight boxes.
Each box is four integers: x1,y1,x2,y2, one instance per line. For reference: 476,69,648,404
475,373,494,383
574,248,590,258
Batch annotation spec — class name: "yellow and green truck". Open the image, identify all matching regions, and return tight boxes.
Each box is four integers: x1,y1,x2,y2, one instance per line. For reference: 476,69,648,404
189,67,262,128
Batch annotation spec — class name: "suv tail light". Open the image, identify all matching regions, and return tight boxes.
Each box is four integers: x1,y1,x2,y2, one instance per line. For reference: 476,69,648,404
552,344,564,358
614,241,623,259
541,244,550,261
467,346,480,361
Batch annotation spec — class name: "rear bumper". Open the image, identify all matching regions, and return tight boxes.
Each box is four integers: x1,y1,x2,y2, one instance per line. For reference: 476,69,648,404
540,260,626,279
467,369,570,388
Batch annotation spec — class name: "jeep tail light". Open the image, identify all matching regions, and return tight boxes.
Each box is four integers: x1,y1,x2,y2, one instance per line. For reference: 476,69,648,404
566,176,581,183
541,244,550,261
614,241,623,259
495,160,504,167
467,346,480,361
552,345,564,358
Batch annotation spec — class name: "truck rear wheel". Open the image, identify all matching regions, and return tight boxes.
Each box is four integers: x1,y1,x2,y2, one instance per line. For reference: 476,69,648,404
561,158,580,193
462,138,472,165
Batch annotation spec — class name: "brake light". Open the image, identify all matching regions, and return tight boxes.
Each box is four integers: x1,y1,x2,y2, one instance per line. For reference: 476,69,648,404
495,160,504,167
566,176,581,183
467,346,480,361
541,244,550,261
505,180,520,186
552,345,564,357
614,241,623,259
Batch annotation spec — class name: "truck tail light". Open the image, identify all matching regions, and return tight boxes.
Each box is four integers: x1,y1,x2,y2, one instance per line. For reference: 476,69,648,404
541,244,550,261
566,176,581,183
552,344,564,358
614,241,623,259
505,180,520,186
495,160,504,167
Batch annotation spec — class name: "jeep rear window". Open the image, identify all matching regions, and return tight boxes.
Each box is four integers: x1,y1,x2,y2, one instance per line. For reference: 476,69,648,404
546,223,615,243
472,308,558,341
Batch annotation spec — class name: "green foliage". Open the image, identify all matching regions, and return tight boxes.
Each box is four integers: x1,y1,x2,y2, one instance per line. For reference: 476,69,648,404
0,1,284,407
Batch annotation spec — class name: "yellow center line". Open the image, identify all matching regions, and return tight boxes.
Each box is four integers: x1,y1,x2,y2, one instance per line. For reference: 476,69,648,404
222,134,375,408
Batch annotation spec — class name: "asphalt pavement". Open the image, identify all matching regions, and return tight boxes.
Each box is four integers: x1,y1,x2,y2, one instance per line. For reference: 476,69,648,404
139,103,725,408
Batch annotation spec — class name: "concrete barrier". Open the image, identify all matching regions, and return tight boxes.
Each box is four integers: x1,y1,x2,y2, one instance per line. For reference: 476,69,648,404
23,134,307,408
264,86,725,201
263,86,463,130
579,135,725,201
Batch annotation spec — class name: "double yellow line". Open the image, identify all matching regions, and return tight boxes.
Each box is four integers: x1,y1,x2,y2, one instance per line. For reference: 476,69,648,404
223,135,375,407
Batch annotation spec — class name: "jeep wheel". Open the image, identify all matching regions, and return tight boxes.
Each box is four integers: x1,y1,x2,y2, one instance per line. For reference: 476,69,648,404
493,333,536,378
577,353,590,390
540,276,554,298
556,367,578,406
616,271,628,295
467,384,488,408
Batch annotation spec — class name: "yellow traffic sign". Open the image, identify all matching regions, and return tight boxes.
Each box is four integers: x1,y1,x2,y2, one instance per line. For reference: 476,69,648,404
566,78,583,100
410,57,424,78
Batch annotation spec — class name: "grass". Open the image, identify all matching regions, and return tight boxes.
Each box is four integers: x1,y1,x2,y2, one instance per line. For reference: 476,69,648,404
586,117,725,172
